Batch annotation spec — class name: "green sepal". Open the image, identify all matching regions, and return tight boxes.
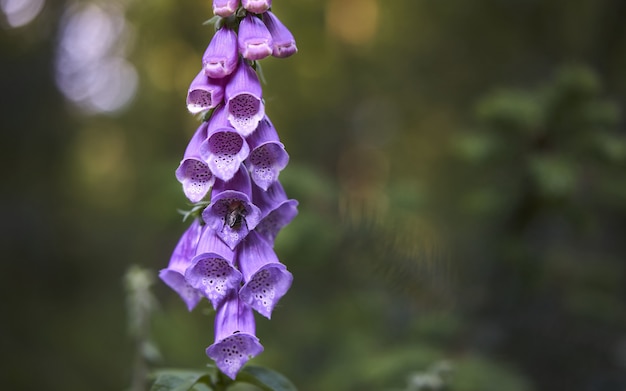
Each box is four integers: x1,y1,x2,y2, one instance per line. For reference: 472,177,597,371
235,365,298,391
203,15,221,28
150,369,213,391
177,201,211,223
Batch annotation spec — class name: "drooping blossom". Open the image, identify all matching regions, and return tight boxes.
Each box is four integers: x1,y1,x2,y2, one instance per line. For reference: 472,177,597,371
212,0,240,18
159,219,204,311
186,70,224,114
203,26,239,78
262,11,297,58
185,227,241,309
237,231,293,318
175,123,215,203
252,181,298,245
245,117,289,190
200,106,250,182
238,14,273,61
225,58,265,136
202,166,262,250
206,292,263,379
241,0,271,14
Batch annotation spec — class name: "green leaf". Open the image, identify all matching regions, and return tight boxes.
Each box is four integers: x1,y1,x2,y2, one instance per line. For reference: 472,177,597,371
150,370,213,391
236,366,298,391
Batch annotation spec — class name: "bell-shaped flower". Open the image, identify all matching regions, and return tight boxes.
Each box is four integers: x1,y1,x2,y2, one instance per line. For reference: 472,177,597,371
238,14,273,61
212,0,239,18
241,0,271,14
203,26,239,79
202,166,262,250
252,182,298,245
175,123,215,203
262,11,297,58
185,228,241,309
237,231,293,319
186,70,225,114
159,219,205,311
245,117,289,190
206,292,263,379
200,106,250,182
225,58,265,136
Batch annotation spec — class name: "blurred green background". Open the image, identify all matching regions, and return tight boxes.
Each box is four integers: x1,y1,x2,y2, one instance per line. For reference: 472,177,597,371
1,0,625,390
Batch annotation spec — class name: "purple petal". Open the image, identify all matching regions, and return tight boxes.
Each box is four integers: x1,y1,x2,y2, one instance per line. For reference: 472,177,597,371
252,181,299,242
237,231,293,318
238,14,273,61
225,59,264,136
200,106,250,182
241,0,271,14
262,11,297,58
245,118,289,190
212,0,240,17
187,70,224,114
206,293,263,379
203,187,262,250
159,220,204,311
185,229,241,309
175,123,215,203
203,26,239,78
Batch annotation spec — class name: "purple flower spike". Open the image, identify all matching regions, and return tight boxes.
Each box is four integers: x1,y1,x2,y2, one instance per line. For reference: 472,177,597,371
252,182,298,245
238,231,293,318
200,106,250,182
238,14,273,61
245,117,289,190
159,219,204,311
206,293,263,379
185,228,241,309
175,123,215,203
187,70,225,114
225,59,265,136
241,0,271,14
262,11,297,58
203,27,239,79
212,0,240,18
203,178,262,250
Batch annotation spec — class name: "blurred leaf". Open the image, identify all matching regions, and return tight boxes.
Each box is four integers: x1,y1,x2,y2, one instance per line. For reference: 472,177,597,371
236,365,298,391
150,370,212,391
475,90,543,135
528,155,576,198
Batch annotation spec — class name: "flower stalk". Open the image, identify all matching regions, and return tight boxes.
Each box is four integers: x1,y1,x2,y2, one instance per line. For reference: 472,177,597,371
160,1,298,380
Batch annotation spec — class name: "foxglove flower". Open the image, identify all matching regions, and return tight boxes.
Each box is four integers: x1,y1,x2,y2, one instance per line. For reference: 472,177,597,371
238,231,293,318
175,123,215,203
225,58,265,136
252,181,298,245
186,70,224,114
203,26,239,79
159,219,204,311
245,117,289,190
202,166,262,250
262,11,297,58
212,0,239,18
206,292,263,379
185,227,242,309
200,106,250,182
238,14,273,61
241,0,271,14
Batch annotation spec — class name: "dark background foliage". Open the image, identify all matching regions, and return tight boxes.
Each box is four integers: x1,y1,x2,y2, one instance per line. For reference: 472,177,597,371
1,0,625,390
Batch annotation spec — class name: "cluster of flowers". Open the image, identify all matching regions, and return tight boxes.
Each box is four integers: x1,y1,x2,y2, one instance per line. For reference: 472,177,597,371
159,0,298,379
